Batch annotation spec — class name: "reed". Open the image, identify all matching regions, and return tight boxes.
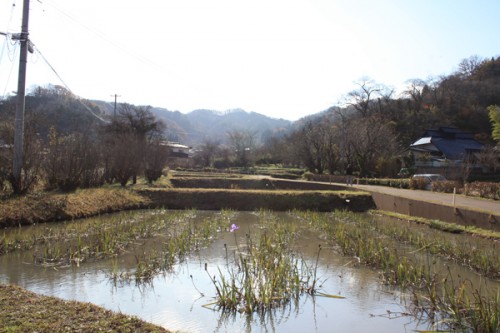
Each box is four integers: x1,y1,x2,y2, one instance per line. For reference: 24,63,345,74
1,209,200,267
291,210,500,332
206,210,336,314
109,210,231,283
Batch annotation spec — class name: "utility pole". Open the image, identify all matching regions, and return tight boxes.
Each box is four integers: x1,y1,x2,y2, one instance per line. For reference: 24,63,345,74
12,0,30,193
111,94,120,116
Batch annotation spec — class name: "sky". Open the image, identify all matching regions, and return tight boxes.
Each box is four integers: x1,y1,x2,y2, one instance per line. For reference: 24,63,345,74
1,0,500,121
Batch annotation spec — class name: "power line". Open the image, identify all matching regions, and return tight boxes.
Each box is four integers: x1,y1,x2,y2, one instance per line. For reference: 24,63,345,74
29,43,109,123
42,0,161,69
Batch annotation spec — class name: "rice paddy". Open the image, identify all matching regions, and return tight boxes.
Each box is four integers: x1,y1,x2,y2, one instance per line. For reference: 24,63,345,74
1,209,498,332
291,210,500,332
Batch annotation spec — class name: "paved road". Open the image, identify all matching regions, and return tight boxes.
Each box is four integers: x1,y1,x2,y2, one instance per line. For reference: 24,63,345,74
346,183,500,215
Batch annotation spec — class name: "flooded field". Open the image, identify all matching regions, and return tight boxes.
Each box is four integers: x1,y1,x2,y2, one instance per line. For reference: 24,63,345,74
1,209,498,332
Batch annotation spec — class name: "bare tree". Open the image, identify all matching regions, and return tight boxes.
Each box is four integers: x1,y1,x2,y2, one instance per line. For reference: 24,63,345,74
101,104,166,186
345,78,386,117
194,138,220,167
456,55,484,78
144,139,168,183
345,115,401,177
402,79,428,113
287,120,329,174
227,130,257,167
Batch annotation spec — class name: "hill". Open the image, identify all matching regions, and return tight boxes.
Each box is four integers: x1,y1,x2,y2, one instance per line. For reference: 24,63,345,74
86,100,292,146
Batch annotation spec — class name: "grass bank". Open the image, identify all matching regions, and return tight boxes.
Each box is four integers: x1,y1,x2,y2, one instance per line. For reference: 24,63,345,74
139,188,374,212
0,284,169,333
0,188,148,228
0,186,371,228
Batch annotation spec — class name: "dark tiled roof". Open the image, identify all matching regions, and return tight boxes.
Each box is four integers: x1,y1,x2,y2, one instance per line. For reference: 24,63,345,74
411,127,483,160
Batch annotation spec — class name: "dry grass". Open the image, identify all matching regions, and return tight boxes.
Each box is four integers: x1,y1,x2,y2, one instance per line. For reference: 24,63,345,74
0,284,169,333
0,188,149,227
138,188,374,212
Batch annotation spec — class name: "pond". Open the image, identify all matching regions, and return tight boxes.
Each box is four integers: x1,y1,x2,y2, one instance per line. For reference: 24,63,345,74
0,210,498,332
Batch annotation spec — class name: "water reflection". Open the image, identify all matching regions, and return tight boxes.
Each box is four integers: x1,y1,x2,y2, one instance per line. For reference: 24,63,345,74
0,210,452,332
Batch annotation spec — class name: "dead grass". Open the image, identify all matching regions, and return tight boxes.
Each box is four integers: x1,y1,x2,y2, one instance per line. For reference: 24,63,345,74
138,188,374,212
0,284,169,333
0,188,149,228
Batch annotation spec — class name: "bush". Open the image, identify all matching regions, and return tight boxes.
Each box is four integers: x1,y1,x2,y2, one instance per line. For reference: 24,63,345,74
410,177,428,190
302,172,314,181
431,180,461,193
464,182,500,200
358,178,411,189
269,172,301,180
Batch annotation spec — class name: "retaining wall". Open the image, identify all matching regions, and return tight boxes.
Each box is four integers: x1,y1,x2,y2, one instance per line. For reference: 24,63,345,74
370,192,499,231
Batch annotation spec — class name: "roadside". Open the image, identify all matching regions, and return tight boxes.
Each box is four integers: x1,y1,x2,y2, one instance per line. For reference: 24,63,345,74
350,183,500,214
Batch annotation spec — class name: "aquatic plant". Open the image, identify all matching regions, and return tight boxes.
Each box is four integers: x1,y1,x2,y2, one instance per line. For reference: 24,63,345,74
206,211,342,313
290,209,500,332
109,210,231,283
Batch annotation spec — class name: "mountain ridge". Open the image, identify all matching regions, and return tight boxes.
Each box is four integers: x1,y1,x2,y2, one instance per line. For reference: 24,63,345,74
89,100,294,146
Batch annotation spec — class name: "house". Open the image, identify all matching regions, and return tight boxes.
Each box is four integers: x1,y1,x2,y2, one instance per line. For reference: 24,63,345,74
409,127,484,178
160,141,192,167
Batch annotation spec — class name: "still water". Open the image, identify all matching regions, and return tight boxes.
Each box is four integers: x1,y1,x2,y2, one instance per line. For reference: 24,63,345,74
0,210,443,332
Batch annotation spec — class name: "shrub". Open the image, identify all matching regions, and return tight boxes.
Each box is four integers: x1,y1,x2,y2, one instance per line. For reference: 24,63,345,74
410,177,428,190
431,180,461,193
269,172,301,180
358,178,410,189
302,171,314,181
464,182,500,200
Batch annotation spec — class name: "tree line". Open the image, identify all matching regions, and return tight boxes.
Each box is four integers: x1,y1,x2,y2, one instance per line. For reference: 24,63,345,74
0,86,167,193
193,56,500,178
1,56,500,194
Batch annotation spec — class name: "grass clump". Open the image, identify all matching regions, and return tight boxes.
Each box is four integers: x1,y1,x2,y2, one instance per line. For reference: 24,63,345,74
205,210,341,314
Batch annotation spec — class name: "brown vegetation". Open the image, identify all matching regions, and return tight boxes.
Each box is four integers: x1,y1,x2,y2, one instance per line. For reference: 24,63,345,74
0,284,169,333
0,188,148,227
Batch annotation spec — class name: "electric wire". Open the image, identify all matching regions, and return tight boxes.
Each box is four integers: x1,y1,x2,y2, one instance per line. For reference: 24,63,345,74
34,45,109,123
1,1,20,99
42,0,161,69
0,37,19,99
2,1,18,33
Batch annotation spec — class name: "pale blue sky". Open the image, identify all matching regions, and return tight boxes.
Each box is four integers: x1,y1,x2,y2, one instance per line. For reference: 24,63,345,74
1,0,499,120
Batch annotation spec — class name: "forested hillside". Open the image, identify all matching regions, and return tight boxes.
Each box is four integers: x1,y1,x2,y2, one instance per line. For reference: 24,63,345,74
257,56,500,177
0,55,499,193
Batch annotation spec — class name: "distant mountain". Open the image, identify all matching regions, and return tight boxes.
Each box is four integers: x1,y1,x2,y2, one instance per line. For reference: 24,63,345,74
149,107,292,146
87,101,293,146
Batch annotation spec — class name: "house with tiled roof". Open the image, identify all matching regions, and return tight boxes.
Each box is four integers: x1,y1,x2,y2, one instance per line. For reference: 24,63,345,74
409,127,484,178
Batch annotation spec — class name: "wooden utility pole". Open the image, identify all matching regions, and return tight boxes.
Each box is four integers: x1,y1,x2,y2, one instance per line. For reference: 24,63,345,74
111,94,121,116
12,0,30,192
